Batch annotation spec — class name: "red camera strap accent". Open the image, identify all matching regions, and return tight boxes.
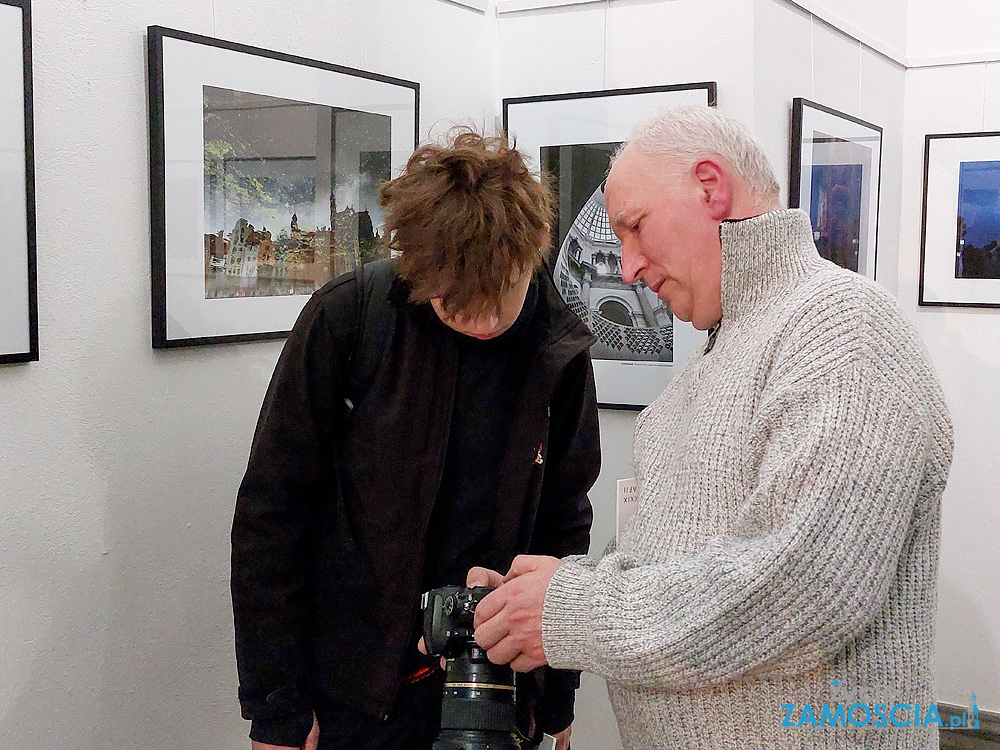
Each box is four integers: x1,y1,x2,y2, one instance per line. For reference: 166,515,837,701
401,665,439,685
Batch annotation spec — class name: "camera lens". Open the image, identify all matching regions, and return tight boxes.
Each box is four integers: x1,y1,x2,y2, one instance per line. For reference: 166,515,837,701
422,587,525,750
432,644,520,750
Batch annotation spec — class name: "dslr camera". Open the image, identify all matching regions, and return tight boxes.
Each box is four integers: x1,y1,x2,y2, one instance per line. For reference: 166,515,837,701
421,586,556,750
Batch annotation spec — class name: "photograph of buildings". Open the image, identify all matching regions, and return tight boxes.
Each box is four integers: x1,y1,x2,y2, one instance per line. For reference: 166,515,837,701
808,158,863,273
541,142,673,363
801,127,877,276
202,85,390,300
955,160,1000,279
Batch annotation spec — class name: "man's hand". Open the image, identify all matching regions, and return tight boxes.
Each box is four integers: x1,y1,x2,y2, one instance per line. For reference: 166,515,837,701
251,713,319,750
466,566,505,588
472,555,563,672
553,725,571,750
416,636,447,670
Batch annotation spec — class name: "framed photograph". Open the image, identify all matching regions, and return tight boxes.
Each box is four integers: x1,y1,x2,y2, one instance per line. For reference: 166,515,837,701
920,131,1000,308
0,0,38,364
503,83,716,409
789,98,882,280
148,26,419,348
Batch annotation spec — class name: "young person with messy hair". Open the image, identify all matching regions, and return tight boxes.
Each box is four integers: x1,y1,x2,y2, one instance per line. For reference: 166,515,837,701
231,129,599,750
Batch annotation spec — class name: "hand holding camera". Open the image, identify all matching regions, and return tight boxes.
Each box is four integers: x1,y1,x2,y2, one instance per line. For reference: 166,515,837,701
470,556,563,673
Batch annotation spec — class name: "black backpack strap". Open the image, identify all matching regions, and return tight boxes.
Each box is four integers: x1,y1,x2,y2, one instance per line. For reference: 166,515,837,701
344,258,397,415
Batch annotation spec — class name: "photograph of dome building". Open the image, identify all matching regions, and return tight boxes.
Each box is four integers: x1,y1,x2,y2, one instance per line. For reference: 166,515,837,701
544,143,673,363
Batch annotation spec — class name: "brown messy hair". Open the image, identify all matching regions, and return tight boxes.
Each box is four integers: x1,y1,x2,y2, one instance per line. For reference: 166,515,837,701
380,128,554,317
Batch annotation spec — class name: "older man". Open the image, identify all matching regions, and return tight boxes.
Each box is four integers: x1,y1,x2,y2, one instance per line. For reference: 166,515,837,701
471,107,953,749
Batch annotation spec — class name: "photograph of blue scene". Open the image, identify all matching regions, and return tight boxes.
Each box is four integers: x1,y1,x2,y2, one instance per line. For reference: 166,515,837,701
809,157,863,273
203,85,391,300
540,143,672,363
956,160,1000,279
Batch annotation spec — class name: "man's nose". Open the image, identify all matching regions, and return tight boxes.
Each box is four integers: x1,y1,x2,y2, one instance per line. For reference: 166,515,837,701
620,242,645,285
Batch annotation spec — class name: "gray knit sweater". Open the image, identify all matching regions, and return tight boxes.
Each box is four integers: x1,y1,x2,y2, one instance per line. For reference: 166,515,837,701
542,210,953,749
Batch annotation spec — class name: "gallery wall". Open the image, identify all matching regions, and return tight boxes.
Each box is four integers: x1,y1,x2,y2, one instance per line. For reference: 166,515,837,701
1,1,997,749
907,0,1000,63
0,1,496,748
794,0,909,59
751,0,906,296
898,63,1000,711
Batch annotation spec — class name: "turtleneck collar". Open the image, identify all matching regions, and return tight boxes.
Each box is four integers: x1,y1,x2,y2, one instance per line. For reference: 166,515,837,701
719,208,823,321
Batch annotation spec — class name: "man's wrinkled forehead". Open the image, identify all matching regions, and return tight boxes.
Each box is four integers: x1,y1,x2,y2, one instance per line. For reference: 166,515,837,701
606,151,653,220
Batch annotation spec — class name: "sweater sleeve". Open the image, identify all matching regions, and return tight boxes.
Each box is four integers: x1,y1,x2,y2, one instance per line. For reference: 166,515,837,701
541,361,936,690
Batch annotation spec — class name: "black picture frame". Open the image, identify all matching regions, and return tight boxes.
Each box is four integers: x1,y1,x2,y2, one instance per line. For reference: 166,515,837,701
920,131,1000,308
789,97,882,280
147,26,419,348
503,82,716,410
0,0,38,365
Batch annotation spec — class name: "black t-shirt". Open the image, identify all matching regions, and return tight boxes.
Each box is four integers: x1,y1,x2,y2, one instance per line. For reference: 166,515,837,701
422,281,539,591
403,283,539,674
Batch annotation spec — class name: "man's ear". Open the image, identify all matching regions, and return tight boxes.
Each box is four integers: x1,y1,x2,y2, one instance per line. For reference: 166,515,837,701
693,159,732,221
539,223,552,250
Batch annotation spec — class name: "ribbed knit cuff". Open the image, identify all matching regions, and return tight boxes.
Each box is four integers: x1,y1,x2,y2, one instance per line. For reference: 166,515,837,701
541,557,601,674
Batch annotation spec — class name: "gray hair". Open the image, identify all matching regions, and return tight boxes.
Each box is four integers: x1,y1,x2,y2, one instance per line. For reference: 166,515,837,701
620,106,780,201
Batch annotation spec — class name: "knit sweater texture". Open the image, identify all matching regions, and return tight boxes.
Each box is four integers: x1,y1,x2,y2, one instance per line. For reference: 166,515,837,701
542,209,954,749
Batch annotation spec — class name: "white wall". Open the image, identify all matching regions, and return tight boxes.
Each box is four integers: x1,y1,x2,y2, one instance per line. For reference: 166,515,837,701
753,0,906,293
898,62,1000,712
800,0,909,59
907,0,1000,62
897,0,1000,715
0,1,494,748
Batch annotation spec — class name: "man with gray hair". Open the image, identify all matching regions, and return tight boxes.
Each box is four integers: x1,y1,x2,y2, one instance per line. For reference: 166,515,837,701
469,106,953,749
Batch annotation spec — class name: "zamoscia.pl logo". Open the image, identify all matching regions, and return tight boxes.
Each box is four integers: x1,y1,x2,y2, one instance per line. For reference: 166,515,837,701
781,683,979,731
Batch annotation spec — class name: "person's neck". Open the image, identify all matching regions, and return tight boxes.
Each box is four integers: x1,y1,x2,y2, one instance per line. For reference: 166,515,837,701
726,195,782,222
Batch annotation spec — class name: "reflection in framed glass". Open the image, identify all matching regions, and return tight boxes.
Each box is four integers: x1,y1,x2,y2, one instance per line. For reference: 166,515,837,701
920,131,1000,308
147,26,419,348
789,98,882,280
503,83,715,409
0,0,38,364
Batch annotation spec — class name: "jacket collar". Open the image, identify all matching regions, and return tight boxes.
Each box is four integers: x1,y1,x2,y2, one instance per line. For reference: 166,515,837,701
719,209,824,322
388,266,596,358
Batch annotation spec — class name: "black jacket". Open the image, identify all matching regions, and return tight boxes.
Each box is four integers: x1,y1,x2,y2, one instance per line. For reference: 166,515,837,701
231,267,600,746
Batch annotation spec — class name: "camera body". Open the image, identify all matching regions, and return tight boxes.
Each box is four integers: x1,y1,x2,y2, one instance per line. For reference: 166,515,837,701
421,585,491,658
421,586,556,750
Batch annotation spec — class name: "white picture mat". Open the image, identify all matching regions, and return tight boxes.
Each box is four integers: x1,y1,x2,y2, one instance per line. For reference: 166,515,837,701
592,321,704,406
797,104,881,280
505,87,710,406
0,4,30,356
924,135,1000,305
160,35,417,341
